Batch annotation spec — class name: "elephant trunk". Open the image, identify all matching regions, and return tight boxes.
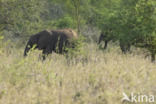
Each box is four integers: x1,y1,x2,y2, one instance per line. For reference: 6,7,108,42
24,41,32,57
24,45,29,56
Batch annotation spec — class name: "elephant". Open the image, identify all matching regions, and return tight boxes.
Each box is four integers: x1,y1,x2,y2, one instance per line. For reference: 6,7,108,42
98,31,131,53
98,31,112,49
24,29,78,59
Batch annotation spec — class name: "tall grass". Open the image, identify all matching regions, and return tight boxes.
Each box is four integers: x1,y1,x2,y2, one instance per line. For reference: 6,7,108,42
0,42,156,104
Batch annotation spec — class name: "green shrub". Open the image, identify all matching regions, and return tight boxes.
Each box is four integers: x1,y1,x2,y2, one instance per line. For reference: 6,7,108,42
55,16,75,29
65,35,86,59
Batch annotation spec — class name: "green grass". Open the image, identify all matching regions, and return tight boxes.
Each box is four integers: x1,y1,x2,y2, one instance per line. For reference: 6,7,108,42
0,42,156,104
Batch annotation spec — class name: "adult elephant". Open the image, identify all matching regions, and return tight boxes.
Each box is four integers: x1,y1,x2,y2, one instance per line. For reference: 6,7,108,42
24,29,78,59
98,31,131,53
98,31,112,49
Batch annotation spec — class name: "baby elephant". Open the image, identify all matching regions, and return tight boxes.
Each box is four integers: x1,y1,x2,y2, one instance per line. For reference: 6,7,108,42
24,29,78,59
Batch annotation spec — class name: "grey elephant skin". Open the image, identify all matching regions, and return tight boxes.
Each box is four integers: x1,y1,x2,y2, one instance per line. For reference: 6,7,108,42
24,29,78,59
98,32,131,53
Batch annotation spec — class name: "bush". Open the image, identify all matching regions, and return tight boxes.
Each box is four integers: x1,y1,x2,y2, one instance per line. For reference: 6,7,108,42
55,16,75,29
65,35,86,59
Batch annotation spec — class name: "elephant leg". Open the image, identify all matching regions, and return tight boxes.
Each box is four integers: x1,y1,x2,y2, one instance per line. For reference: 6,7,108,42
126,44,131,53
59,43,63,54
121,45,130,54
104,40,108,49
128,44,131,52
58,38,64,54
124,44,131,53
62,41,69,53
119,43,126,54
52,39,58,53
42,46,52,60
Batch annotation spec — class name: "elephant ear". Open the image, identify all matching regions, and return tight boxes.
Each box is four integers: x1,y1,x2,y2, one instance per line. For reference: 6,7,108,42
68,29,78,39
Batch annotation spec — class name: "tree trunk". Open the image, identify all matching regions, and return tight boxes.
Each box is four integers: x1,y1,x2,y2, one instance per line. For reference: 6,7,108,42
76,0,80,34
72,0,80,34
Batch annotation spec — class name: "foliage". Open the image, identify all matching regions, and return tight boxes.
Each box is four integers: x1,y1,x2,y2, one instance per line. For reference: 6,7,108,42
65,35,86,59
117,0,156,61
0,0,156,62
0,42,156,104
54,16,76,29
0,0,47,37
1,0,156,103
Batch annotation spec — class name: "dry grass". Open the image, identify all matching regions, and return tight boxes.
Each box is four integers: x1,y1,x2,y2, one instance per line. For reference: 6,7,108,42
0,43,156,104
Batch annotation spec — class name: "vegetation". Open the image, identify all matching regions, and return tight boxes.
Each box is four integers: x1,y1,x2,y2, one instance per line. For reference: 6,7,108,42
1,0,156,61
0,0,156,103
0,43,156,104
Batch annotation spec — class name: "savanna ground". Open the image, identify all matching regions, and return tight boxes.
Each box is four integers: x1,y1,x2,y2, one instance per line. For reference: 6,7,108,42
0,41,156,104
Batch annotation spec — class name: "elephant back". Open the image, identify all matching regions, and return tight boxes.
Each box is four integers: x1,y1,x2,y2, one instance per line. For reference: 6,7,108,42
51,29,78,40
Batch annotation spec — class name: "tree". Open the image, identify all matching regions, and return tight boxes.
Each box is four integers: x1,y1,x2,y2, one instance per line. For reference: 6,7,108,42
0,0,47,37
114,0,156,61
